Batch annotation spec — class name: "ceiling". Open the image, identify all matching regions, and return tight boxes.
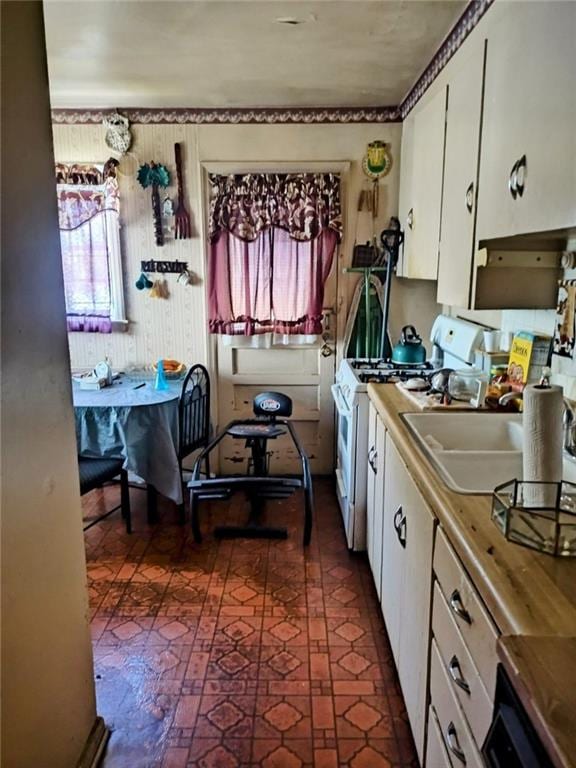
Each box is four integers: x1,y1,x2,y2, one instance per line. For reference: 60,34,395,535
43,0,466,110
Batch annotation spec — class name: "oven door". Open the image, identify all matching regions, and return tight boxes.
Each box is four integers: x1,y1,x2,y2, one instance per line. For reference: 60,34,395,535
331,384,357,543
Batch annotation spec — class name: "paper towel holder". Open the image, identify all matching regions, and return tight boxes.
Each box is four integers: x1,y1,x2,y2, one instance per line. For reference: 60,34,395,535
492,478,576,557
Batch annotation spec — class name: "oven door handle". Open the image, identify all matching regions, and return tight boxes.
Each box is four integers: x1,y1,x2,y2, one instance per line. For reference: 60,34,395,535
331,384,352,418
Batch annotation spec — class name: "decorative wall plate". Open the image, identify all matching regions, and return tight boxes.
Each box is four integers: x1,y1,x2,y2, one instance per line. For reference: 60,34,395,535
362,140,392,180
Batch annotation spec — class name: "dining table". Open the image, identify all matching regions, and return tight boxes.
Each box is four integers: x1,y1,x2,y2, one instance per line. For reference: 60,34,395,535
73,374,184,506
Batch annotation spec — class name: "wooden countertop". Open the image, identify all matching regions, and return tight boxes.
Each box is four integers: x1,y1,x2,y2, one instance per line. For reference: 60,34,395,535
368,384,576,768
498,636,576,768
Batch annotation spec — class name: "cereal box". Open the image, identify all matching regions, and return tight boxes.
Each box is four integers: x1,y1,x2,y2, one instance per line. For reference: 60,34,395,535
507,331,551,391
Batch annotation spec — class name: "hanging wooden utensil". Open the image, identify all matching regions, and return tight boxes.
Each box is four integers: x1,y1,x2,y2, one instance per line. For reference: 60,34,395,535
174,143,192,239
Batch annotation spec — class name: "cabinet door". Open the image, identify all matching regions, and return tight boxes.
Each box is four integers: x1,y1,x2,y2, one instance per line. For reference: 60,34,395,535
380,437,406,664
366,403,378,581
406,87,447,280
477,1,576,239
396,453,436,763
371,417,386,599
398,113,415,278
437,42,485,308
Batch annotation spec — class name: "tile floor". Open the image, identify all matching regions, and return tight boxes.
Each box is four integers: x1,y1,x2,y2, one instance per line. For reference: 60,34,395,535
84,479,418,768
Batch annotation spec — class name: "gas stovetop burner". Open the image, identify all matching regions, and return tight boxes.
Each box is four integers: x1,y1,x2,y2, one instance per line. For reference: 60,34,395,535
358,369,431,384
349,358,434,372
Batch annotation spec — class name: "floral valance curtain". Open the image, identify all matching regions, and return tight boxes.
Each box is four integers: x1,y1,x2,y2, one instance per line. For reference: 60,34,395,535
208,173,341,339
208,173,342,243
57,161,120,333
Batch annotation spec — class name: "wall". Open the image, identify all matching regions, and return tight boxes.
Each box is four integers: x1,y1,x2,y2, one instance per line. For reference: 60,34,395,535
52,121,440,369
1,3,98,766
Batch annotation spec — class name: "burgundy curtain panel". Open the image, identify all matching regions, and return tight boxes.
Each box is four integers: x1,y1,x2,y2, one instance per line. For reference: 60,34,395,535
208,173,342,337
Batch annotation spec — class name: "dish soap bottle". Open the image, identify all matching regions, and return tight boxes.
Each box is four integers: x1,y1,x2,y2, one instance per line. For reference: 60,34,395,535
154,359,168,391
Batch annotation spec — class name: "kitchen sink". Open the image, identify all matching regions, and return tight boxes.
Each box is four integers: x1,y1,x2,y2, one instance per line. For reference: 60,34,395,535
403,411,576,494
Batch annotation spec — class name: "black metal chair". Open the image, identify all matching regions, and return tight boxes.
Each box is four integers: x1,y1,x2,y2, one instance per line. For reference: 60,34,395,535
176,363,211,524
189,391,313,545
79,457,131,533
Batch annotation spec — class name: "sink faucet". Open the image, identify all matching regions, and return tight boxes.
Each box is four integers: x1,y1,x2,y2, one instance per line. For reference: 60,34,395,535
498,390,576,455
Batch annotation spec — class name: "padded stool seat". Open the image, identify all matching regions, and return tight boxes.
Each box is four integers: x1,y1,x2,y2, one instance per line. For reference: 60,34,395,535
227,423,287,439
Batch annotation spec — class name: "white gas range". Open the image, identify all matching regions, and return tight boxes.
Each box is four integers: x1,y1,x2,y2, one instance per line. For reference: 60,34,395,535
332,358,435,551
332,315,485,551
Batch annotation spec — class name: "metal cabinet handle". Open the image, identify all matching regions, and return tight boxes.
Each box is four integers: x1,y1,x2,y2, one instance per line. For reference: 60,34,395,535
449,655,471,695
368,446,377,474
509,160,519,199
393,506,407,548
406,208,414,230
465,182,474,213
446,721,466,764
449,589,472,625
398,515,407,548
516,154,527,197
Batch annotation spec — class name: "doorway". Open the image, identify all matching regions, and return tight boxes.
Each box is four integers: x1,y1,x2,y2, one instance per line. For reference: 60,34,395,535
202,162,347,476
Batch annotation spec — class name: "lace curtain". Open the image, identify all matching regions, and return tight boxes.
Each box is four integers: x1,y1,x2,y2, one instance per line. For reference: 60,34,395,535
57,161,122,333
208,173,341,339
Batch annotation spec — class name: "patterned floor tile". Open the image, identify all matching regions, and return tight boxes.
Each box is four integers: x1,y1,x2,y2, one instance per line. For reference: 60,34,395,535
81,481,417,767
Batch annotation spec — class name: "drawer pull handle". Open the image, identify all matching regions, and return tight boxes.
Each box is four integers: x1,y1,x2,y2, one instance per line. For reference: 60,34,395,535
446,721,467,764
406,208,414,230
450,590,472,625
449,655,471,695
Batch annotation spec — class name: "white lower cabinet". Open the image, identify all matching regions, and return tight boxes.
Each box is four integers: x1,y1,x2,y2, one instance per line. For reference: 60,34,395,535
381,436,436,764
365,421,501,768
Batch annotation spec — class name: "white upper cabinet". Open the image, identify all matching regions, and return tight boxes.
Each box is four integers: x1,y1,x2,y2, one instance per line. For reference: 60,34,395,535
437,42,485,307
477,1,576,240
398,87,447,280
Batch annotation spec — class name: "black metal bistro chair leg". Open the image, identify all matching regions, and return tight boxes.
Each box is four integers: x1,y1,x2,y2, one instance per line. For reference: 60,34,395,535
177,502,185,526
147,484,158,524
191,491,202,543
120,469,132,534
303,485,313,546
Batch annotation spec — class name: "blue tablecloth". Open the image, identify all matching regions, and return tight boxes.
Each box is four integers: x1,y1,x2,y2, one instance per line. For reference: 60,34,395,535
73,377,183,503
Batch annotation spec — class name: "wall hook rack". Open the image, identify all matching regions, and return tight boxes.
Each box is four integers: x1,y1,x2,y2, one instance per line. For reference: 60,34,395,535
141,259,188,274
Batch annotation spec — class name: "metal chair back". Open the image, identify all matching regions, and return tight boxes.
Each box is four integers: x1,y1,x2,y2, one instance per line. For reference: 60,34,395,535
179,363,210,460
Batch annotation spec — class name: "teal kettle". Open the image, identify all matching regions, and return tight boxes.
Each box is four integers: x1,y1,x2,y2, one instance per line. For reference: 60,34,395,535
391,325,426,364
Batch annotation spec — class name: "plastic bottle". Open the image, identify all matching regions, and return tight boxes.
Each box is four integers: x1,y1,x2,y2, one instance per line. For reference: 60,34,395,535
154,359,168,391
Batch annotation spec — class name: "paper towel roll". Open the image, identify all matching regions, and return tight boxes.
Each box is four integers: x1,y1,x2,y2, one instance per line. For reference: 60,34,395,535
522,384,563,506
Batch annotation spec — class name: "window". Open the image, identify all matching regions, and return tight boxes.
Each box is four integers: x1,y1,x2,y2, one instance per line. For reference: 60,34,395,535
56,160,126,332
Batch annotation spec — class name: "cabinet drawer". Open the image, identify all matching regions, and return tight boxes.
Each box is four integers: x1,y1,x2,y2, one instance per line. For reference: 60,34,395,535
425,705,452,768
430,639,485,768
432,582,493,747
433,528,499,697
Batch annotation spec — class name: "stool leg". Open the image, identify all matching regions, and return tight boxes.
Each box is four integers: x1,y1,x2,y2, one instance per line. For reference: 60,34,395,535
120,469,132,534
